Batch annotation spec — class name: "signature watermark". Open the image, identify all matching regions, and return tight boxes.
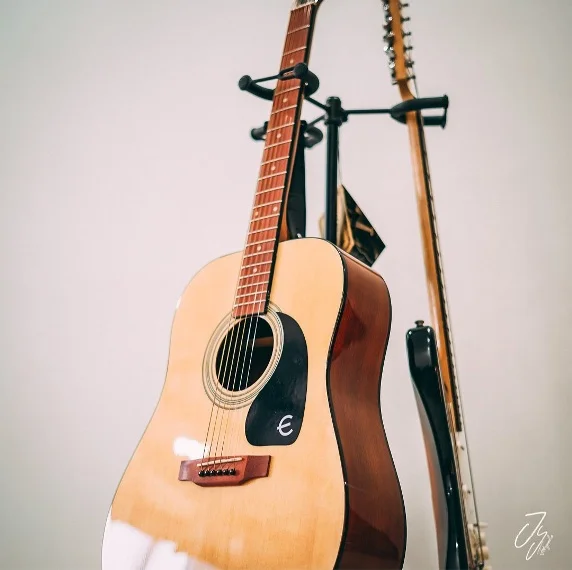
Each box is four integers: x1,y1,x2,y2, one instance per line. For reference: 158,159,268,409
514,511,553,561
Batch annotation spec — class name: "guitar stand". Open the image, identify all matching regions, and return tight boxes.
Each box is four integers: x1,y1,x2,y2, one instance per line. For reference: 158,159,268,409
239,66,449,245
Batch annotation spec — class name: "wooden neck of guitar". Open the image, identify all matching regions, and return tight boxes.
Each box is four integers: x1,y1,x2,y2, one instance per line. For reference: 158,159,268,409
404,108,463,432
232,3,319,320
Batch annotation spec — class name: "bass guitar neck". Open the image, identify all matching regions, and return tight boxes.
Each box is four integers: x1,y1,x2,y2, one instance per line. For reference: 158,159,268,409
382,1,490,569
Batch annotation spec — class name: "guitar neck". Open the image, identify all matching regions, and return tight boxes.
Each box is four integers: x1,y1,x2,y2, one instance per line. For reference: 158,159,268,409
232,2,320,320
405,104,490,569
383,1,488,564
404,108,463,432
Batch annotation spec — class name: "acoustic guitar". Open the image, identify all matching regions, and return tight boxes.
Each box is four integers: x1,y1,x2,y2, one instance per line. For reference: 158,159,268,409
102,1,406,568
382,2,490,569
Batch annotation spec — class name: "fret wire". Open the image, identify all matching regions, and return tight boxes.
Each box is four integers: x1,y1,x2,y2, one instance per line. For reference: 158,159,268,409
244,251,274,259
235,289,268,300
237,280,269,290
260,155,290,166
248,226,278,234
260,157,288,166
266,123,295,133
282,46,306,55
270,104,299,115
283,46,306,56
274,86,299,96
255,185,284,195
269,104,296,113
275,80,300,93
252,206,280,216
245,238,275,249
265,139,293,150
258,170,287,181
254,193,282,203
234,299,267,309
260,158,288,170
254,198,283,207
288,24,310,34
235,295,266,303
243,249,273,259
267,115,296,130
274,86,298,97
262,146,289,159
239,270,271,280
242,260,272,270
250,213,279,223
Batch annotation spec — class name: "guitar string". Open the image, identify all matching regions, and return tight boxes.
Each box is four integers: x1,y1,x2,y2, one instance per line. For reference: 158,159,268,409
223,94,304,461
204,7,293,470
199,241,254,466
204,104,289,469
211,147,286,467
201,5,307,474
212,88,294,472
223,5,314,452
199,126,278,465
211,163,283,467
220,291,265,466
219,5,310,466
210,303,251,468
224,4,315,454
198,24,302,463
201,3,306,464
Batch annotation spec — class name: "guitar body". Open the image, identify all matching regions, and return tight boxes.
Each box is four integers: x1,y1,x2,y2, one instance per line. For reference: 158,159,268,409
406,323,468,570
103,238,406,570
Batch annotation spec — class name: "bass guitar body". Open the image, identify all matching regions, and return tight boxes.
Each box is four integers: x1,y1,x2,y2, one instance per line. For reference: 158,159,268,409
406,323,468,570
102,238,406,570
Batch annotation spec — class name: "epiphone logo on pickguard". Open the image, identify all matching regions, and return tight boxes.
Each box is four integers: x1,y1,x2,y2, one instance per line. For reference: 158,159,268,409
277,415,294,437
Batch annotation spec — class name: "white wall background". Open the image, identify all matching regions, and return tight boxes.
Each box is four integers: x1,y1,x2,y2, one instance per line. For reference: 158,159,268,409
1,0,571,569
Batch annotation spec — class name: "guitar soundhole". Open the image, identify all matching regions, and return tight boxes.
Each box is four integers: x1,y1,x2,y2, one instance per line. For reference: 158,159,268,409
215,317,274,392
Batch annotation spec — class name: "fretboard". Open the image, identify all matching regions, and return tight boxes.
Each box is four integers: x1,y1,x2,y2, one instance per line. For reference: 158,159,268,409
232,3,318,319
406,109,462,431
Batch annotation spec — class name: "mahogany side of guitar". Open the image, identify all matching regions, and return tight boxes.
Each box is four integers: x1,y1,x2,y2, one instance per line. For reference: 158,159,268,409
102,238,405,570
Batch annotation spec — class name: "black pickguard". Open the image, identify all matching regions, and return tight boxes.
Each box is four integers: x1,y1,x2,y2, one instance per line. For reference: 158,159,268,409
406,323,469,570
245,312,307,446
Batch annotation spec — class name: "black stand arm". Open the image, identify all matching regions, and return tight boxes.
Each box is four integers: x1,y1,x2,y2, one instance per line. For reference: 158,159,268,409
238,63,320,101
239,66,449,247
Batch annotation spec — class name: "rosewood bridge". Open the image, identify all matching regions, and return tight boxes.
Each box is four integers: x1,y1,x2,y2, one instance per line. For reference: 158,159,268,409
179,455,271,487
